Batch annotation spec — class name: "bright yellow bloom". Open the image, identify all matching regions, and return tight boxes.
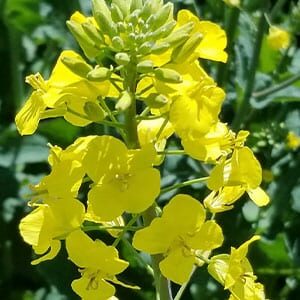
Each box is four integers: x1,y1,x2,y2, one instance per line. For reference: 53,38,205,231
176,10,227,63
207,147,270,208
15,50,110,135
83,136,160,221
169,78,225,139
286,131,300,150
267,26,290,50
66,230,132,300
19,198,85,265
208,236,266,299
133,194,223,284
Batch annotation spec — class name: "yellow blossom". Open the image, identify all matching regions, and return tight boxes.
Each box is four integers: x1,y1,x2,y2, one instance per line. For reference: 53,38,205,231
83,136,160,221
267,26,290,50
286,131,300,150
207,147,270,208
208,236,266,299
66,229,134,300
19,198,85,265
133,194,223,284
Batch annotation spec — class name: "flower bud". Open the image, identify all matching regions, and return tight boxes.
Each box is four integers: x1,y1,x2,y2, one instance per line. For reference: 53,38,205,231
84,102,106,121
87,67,111,81
112,0,130,19
111,3,124,22
66,20,99,59
147,2,173,31
139,41,155,55
145,93,169,108
92,0,117,37
267,26,290,50
61,56,92,77
137,60,154,73
130,0,143,12
154,68,182,83
171,32,203,63
115,91,133,111
115,52,130,65
151,42,170,54
112,36,125,51
81,22,104,45
162,22,194,47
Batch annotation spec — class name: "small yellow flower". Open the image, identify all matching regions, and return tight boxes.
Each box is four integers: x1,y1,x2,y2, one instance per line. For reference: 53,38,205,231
133,194,223,284
267,26,290,50
19,198,85,265
66,230,133,300
83,136,160,221
207,147,270,208
286,131,300,150
208,236,266,299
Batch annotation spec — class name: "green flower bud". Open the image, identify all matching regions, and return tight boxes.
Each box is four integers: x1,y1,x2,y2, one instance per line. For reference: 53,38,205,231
137,60,154,73
130,0,143,12
115,52,131,65
147,2,173,31
144,93,169,108
154,68,182,83
172,32,203,63
151,42,170,54
66,21,99,59
111,3,124,22
81,22,104,45
112,36,125,51
139,41,155,55
140,0,162,21
84,102,106,121
61,56,93,77
116,91,133,111
162,22,194,47
92,0,117,37
150,20,176,40
87,67,111,81
112,0,130,19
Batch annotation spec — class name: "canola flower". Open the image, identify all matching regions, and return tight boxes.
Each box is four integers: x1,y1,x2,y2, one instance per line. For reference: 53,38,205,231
16,0,269,299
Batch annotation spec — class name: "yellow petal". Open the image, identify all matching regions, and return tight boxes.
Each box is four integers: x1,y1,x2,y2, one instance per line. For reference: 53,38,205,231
31,240,61,265
247,187,270,206
159,247,195,284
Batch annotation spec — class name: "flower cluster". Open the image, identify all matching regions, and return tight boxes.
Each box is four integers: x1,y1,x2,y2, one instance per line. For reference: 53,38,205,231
16,0,269,299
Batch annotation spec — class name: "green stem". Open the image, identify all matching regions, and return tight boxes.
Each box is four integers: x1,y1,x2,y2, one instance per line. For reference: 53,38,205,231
252,72,300,99
231,1,269,130
160,177,208,195
216,6,240,87
157,150,186,155
143,205,173,300
269,0,287,19
122,59,171,300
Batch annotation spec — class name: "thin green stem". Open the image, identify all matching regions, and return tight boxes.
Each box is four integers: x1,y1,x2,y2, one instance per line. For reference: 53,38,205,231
156,117,169,140
113,215,140,247
231,1,269,130
252,72,300,99
160,177,208,195
157,150,186,155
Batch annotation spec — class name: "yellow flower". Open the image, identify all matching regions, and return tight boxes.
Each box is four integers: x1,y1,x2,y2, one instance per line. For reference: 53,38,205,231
286,131,300,150
169,78,225,139
207,147,270,208
15,50,110,135
133,194,223,284
176,10,227,63
83,136,160,221
208,236,266,299
267,26,290,50
19,198,85,265
66,230,133,300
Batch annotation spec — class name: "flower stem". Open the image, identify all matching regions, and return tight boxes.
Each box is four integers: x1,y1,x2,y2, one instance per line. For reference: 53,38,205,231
160,177,208,195
252,72,300,99
231,1,269,130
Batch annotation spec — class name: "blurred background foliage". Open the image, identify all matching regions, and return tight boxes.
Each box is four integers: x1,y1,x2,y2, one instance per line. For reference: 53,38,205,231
0,0,300,299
